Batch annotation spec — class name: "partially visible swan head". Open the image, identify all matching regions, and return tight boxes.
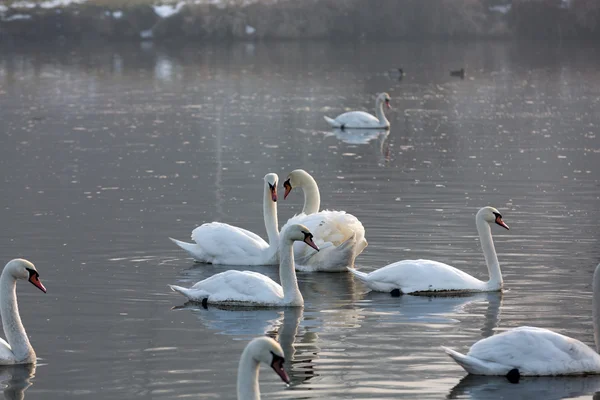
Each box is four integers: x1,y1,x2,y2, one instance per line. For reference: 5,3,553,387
282,169,313,200
264,173,278,202
4,259,47,293
377,92,391,109
243,336,290,384
283,224,319,252
477,207,509,230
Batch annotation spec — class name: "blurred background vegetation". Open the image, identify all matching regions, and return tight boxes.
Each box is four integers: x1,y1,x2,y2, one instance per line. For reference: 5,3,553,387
0,0,599,41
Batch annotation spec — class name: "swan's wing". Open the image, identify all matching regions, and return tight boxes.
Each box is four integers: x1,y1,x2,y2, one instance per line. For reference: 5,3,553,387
284,211,366,258
333,111,380,127
0,339,17,364
466,326,600,375
365,259,485,293
189,222,269,264
190,270,284,304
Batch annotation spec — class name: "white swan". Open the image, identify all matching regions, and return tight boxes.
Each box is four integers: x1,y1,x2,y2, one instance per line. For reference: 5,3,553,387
237,336,289,400
324,92,391,129
0,259,46,365
170,173,280,265
281,169,367,272
442,263,600,378
348,206,509,294
169,224,318,306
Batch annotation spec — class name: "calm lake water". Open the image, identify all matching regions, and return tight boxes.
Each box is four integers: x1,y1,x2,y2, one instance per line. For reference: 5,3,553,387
0,40,599,399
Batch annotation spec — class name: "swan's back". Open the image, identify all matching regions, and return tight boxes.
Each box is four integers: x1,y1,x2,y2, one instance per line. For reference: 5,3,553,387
467,326,600,375
174,270,284,305
190,222,269,264
329,111,381,128
367,259,487,293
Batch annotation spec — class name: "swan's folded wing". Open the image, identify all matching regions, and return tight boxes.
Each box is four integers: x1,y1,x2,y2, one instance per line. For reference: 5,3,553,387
190,222,269,261
367,259,483,292
468,327,600,375
283,211,366,258
335,111,380,126
0,338,17,364
193,270,284,304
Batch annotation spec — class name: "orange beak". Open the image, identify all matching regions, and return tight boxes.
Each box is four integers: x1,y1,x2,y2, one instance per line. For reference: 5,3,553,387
495,216,509,230
29,274,47,293
304,236,319,252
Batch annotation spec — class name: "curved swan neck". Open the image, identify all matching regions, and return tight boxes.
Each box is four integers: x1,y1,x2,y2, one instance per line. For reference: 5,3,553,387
279,240,303,306
0,271,33,362
299,174,320,215
593,264,600,353
263,183,279,246
237,347,261,400
475,216,502,289
375,97,389,126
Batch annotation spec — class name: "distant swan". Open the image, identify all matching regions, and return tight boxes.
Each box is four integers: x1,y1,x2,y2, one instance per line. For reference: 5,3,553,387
169,224,318,306
0,259,46,365
348,207,509,295
443,263,600,379
170,173,280,265
324,92,391,129
237,337,289,400
281,169,367,271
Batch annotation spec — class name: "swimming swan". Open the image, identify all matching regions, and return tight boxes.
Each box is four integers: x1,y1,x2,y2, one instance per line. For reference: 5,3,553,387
324,93,391,129
237,336,290,400
0,259,46,365
170,173,280,265
442,263,600,378
348,207,509,295
169,224,318,306
281,169,367,271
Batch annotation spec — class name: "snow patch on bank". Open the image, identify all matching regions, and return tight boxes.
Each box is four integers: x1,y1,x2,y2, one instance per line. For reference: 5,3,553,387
153,2,185,18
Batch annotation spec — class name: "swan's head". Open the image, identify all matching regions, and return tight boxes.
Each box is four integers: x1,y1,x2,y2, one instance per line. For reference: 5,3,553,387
5,259,46,293
283,224,319,251
378,92,391,109
244,336,290,384
283,169,312,200
264,173,278,202
477,207,509,230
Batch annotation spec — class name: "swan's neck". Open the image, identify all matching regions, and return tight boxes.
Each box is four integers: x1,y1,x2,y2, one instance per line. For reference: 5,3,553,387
300,175,320,215
375,99,389,126
476,218,502,290
237,348,261,400
0,272,34,362
279,240,303,306
593,264,600,353
263,184,279,246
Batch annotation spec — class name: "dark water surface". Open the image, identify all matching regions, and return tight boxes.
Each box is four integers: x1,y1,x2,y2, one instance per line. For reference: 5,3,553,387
0,40,599,399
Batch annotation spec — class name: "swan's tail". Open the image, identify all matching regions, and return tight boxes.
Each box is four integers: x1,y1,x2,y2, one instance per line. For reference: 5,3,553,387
347,266,370,284
324,116,342,128
296,233,357,272
168,284,197,300
169,237,202,259
442,346,503,375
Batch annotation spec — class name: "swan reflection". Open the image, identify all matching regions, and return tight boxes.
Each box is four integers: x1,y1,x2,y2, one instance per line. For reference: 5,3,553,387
0,364,35,400
324,128,391,165
357,292,502,330
448,374,600,400
172,304,317,385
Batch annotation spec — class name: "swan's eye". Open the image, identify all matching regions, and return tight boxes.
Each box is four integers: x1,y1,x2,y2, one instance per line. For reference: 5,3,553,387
269,183,275,190
302,231,313,240
492,212,502,219
283,179,291,189
26,268,38,279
